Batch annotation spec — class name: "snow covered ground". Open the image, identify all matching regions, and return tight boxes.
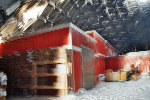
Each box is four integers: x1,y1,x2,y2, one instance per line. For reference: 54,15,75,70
8,76,150,100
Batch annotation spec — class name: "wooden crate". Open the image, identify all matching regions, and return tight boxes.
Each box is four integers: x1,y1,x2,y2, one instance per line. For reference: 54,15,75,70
14,77,34,86
131,74,138,81
37,64,67,74
37,89,67,97
13,64,34,74
2,47,71,97
105,72,120,81
33,48,67,63
13,88,34,96
120,71,127,81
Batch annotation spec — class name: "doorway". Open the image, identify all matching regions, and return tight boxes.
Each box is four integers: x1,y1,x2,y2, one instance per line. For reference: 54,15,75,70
81,45,95,89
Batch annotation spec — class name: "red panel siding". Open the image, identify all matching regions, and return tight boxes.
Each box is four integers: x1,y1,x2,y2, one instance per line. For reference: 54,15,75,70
87,32,94,38
99,56,106,74
0,28,69,56
94,34,107,56
94,57,99,84
87,32,106,56
72,29,97,53
73,51,83,91
106,56,123,71
106,44,119,57
107,55,150,74
72,28,98,88
86,31,119,76
86,31,119,57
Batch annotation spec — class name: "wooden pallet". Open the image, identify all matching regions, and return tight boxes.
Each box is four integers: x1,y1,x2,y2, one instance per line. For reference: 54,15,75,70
2,47,73,97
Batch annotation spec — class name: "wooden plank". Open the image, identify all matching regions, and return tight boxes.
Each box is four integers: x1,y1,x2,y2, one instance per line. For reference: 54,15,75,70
34,60,67,65
14,73,67,77
36,73,67,77
14,74,35,77
13,85,33,88
33,63,37,95
34,86,67,90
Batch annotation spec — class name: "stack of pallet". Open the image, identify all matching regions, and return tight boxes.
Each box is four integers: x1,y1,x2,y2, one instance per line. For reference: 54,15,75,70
105,69,127,82
105,69,120,81
0,72,7,100
119,69,127,81
2,47,72,97
131,74,138,81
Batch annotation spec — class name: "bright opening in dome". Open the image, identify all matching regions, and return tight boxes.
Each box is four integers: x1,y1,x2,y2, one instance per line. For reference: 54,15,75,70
139,0,147,2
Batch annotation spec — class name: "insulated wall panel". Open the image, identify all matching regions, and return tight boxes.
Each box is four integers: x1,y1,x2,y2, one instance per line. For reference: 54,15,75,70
0,28,70,56
73,51,83,91
86,31,119,57
99,56,106,74
72,29,97,52
106,44,119,57
86,31,107,56
106,56,123,71
71,28,97,90
94,34,107,56
94,56,99,83
107,55,150,74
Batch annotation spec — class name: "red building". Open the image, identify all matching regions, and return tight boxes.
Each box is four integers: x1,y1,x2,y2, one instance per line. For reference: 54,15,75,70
0,23,119,94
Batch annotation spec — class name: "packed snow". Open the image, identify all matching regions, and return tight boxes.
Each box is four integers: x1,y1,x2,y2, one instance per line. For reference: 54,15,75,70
8,75,150,100
57,76,150,100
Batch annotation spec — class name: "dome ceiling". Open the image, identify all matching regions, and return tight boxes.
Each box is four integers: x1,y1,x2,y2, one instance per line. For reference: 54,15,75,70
0,0,150,54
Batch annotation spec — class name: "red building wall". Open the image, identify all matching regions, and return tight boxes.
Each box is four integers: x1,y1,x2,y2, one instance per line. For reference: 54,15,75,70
106,43,119,57
0,23,100,92
73,51,83,91
107,54,150,74
86,31,119,74
86,31,106,56
99,56,106,74
86,31,106,75
94,34,106,56
0,28,70,56
0,23,122,92
71,28,98,91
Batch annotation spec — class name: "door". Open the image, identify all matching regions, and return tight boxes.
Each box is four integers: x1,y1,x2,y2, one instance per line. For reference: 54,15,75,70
81,45,95,89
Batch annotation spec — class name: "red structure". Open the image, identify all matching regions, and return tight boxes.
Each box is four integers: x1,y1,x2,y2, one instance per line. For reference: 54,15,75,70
0,23,119,92
106,52,150,74
86,30,119,74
